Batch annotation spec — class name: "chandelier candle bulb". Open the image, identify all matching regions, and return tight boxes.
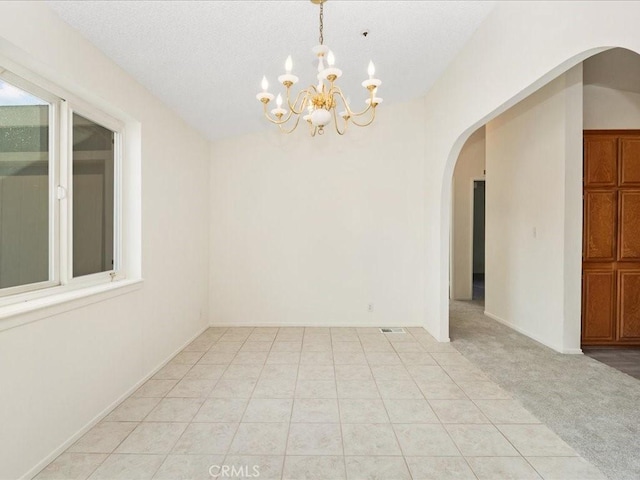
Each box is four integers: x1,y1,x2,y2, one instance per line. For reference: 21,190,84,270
256,75,274,103
362,60,382,90
271,94,287,117
278,55,299,87
366,97,383,107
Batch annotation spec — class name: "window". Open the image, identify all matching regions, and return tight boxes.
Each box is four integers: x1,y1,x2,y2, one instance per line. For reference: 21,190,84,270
0,78,50,291
72,113,115,277
0,68,122,301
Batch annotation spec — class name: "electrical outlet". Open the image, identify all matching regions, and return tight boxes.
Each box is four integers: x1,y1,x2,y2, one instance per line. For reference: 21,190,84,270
368,303,374,313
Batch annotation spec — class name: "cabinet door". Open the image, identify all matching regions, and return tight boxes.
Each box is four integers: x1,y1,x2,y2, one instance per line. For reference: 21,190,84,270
583,191,616,261
582,270,616,342
584,136,617,187
618,270,640,341
618,190,640,261
619,137,640,186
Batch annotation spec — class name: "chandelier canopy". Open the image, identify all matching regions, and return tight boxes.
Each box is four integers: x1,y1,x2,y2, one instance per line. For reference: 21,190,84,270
256,0,383,136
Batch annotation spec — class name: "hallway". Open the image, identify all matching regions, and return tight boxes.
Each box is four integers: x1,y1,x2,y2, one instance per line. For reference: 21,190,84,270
450,300,640,480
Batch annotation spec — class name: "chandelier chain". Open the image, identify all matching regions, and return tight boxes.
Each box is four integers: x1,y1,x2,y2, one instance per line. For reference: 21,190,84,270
319,2,324,45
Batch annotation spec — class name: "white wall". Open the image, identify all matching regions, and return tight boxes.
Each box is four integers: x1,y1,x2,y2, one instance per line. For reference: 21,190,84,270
584,84,640,128
0,3,210,479
484,67,583,353
451,127,485,300
210,100,426,328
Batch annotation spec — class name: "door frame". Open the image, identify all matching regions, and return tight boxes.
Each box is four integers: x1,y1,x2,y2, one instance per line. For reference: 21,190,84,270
470,178,486,299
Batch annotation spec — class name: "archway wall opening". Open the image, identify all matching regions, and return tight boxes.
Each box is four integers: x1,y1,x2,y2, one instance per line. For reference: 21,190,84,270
450,127,486,302
423,1,640,347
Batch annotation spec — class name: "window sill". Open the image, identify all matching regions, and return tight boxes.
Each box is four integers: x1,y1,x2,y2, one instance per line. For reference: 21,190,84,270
0,279,143,332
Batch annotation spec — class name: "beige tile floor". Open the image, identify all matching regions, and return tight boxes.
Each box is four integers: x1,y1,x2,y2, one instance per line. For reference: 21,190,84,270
35,327,606,480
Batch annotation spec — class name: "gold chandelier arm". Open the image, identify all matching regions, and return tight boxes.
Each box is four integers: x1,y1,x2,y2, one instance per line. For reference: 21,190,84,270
287,87,310,115
263,103,299,126
331,85,373,118
332,104,347,136
277,112,303,134
308,120,318,137
350,105,377,127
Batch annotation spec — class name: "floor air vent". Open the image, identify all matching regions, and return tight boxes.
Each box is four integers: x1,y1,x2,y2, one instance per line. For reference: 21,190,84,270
379,328,406,334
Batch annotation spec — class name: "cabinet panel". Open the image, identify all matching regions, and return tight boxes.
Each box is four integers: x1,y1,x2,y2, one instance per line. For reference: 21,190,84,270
583,191,616,261
619,137,640,186
582,270,616,342
618,270,640,341
618,190,640,260
584,136,617,187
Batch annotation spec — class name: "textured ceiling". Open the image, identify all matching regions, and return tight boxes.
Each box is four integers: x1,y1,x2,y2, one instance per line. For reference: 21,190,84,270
46,0,496,141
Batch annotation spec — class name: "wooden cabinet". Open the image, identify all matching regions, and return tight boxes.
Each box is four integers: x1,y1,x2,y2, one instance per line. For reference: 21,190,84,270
583,131,640,346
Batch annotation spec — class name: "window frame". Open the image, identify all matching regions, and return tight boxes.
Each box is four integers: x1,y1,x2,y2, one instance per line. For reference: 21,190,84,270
0,65,125,306
64,101,124,286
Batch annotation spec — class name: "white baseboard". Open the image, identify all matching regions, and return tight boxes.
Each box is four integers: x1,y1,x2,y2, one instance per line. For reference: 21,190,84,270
483,310,582,354
209,321,449,344
560,348,584,355
23,324,209,480
209,321,424,328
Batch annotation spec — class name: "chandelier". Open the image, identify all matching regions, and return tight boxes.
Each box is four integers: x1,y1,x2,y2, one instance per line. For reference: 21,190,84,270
256,0,383,136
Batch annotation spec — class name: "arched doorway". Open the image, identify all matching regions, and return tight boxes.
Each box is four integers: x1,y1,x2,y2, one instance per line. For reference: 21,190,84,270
442,46,640,353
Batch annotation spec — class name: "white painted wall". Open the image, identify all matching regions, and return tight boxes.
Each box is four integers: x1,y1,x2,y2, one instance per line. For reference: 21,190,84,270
484,67,583,353
451,127,485,300
210,100,426,328
584,84,640,129
0,3,210,479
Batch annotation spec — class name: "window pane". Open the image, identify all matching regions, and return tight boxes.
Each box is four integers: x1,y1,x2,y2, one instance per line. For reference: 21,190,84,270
72,113,115,277
0,80,50,289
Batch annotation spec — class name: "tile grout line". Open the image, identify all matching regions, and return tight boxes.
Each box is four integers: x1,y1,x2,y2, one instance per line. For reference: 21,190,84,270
220,327,269,468
280,327,304,480
331,328,349,479
397,330,480,480
364,329,415,480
